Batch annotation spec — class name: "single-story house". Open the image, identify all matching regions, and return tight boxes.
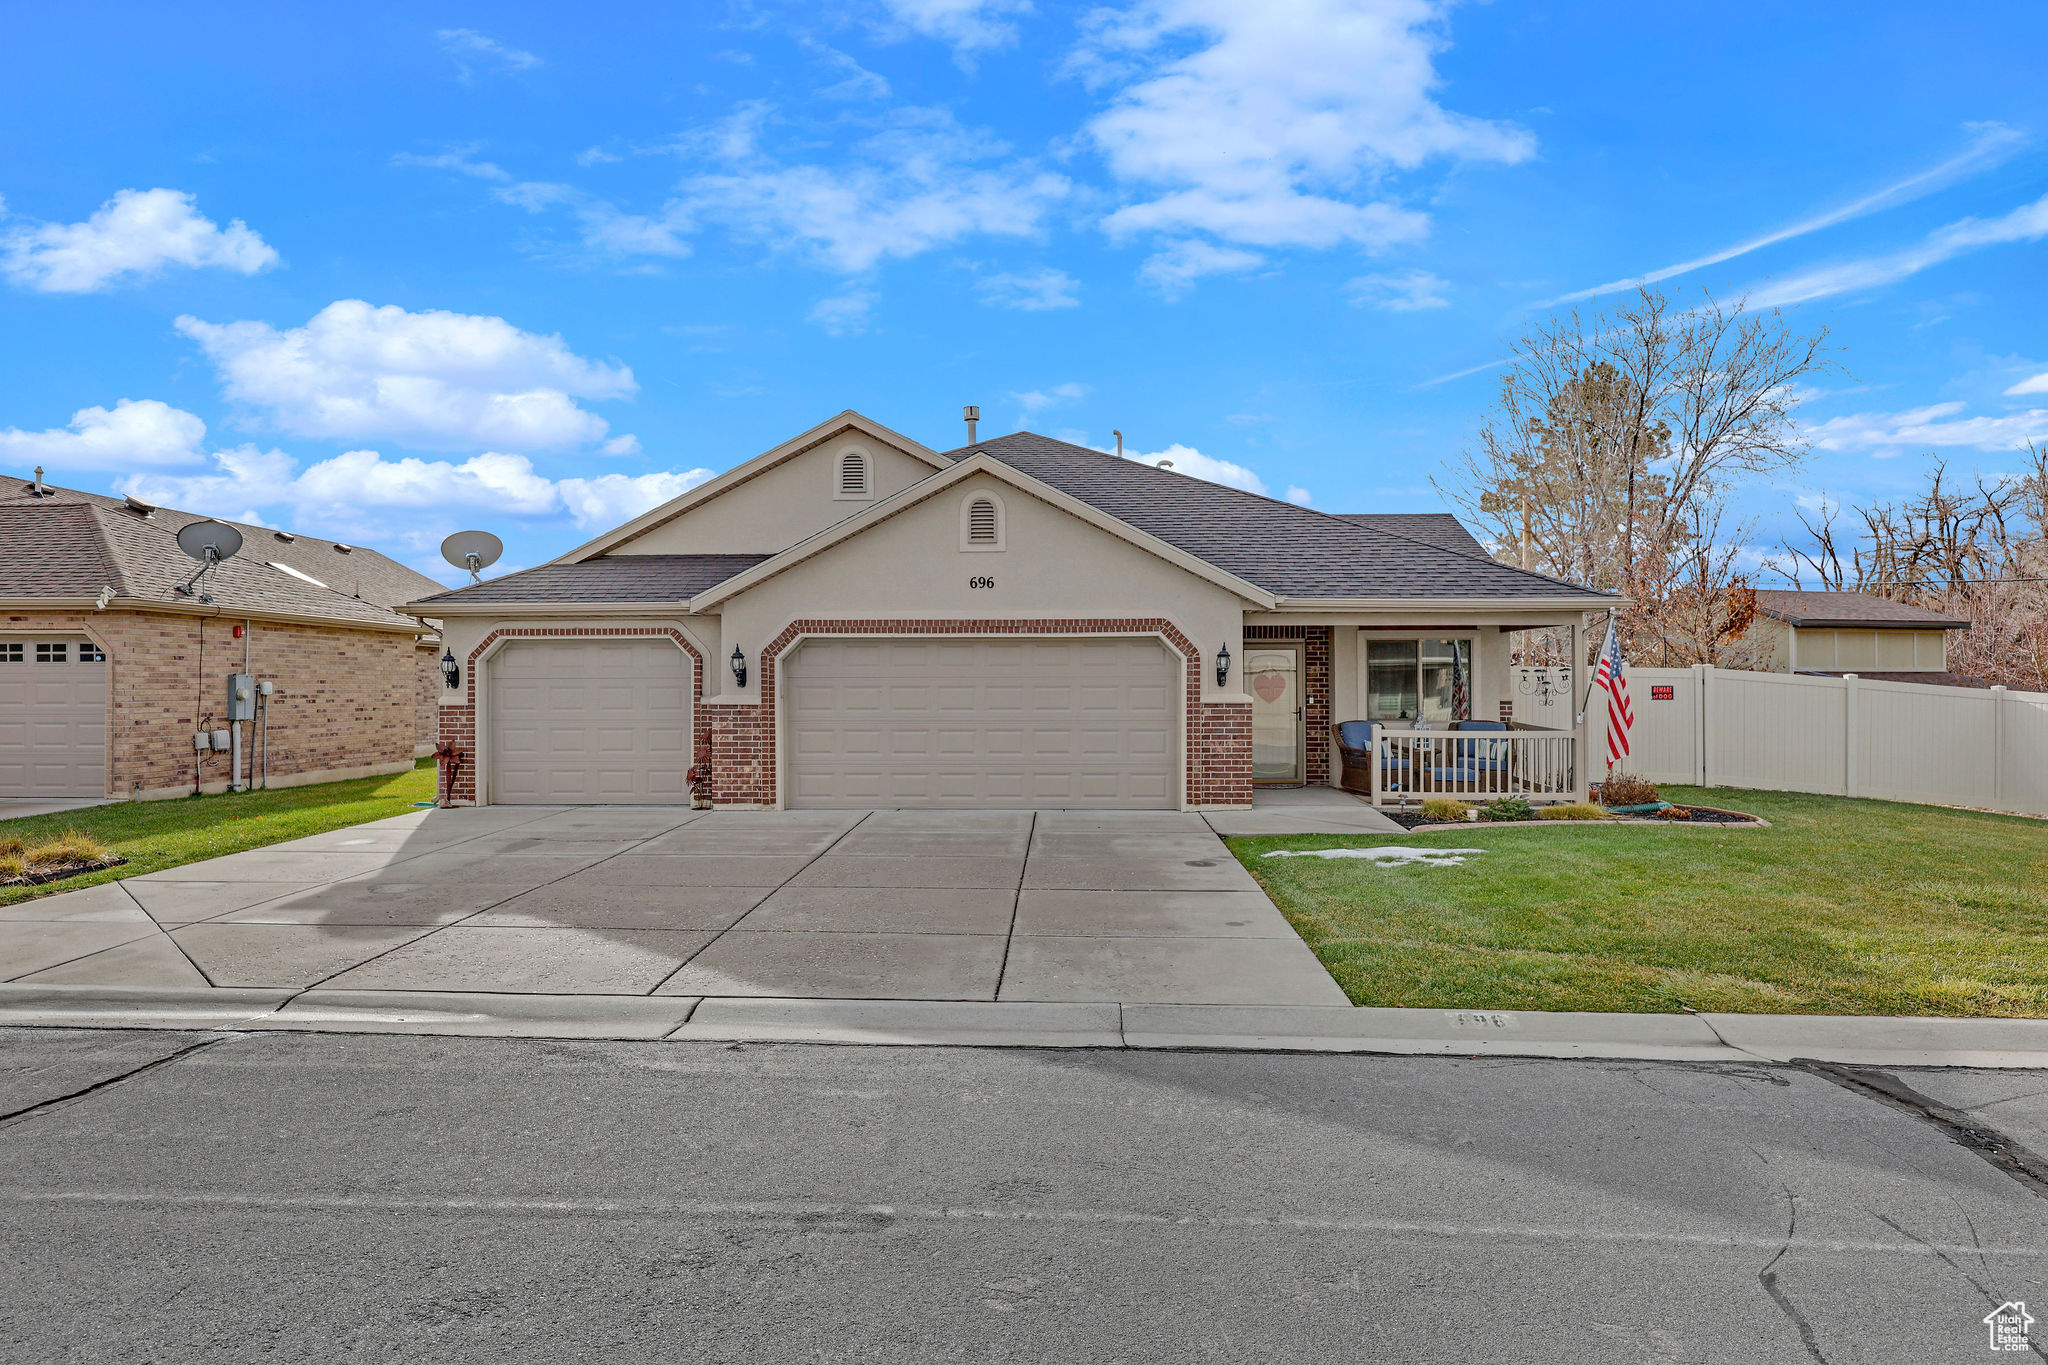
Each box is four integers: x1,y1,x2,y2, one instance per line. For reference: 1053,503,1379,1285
1753,589,1973,684
413,411,1617,810
0,475,446,801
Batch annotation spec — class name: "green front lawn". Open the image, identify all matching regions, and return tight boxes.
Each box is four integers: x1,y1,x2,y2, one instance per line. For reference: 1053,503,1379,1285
0,759,437,908
1229,787,2048,1017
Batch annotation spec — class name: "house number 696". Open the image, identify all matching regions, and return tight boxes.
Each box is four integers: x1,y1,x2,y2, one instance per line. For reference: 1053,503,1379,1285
969,575,996,589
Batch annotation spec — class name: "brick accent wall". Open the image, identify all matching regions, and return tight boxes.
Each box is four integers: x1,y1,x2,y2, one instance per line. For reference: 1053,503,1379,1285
1244,624,1332,785
445,625,705,806
0,608,419,799
713,618,1252,810
414,644,441,754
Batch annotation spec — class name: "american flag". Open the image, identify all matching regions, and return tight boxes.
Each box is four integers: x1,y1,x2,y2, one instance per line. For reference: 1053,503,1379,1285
1450,641,1468,722
1593,618,1633,766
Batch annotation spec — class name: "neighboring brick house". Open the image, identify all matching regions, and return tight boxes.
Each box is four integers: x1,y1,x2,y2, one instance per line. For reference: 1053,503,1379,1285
0,476,446,801
415,411,1615,811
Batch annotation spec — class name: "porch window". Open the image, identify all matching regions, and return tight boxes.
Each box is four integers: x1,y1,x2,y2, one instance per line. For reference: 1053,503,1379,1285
1365,638,1472,723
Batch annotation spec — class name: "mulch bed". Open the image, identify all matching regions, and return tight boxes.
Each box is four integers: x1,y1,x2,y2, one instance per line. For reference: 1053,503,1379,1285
0,856,125,888
1379,804,1766,832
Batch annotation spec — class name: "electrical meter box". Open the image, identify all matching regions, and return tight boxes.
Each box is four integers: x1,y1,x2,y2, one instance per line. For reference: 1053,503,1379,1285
226,672,257,722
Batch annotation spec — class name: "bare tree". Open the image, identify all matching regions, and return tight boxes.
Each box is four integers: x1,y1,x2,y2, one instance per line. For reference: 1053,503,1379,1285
1438,287,1837,667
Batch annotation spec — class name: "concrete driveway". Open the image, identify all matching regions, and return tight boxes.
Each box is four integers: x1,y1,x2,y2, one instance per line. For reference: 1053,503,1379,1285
0,805,1348,1007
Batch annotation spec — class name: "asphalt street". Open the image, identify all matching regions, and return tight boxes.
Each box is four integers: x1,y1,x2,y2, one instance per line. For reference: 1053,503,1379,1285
2,1027,2046,1363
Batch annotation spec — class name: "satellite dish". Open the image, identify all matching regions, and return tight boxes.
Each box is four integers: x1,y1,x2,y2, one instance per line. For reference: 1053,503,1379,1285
441,530,504,584
176,520,243,563
173,520,242,603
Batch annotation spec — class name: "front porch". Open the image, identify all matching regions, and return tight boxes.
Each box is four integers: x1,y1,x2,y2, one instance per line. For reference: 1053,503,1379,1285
1242,610,1593,808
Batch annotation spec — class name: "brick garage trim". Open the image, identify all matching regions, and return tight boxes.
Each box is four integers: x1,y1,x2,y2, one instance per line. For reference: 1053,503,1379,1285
444,624,704,806
1244,625,1332,785
712,618,1252,810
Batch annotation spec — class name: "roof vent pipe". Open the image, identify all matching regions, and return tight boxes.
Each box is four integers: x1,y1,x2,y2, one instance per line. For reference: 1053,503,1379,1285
31,466,47,497
1113,430,1122,458
963,405,979,445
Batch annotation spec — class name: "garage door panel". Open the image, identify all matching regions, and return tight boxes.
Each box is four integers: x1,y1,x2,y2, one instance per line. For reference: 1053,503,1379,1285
789,637,1178,809
0,637,105,800
489,639,690,804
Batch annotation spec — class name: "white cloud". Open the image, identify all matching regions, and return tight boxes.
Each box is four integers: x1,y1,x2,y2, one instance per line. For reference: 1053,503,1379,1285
175,300,636,452
676,106,1068,273
1012,383,1088,426
1347,269,1449,310
1284,485,1313,506
390,146,512,182
1805,401,2048,454
975,267,1080,310
556,469,716,528
875,0,1032,60
1077,0,1531,279
1139,239,1264,297
1,188,278,293
1742,191,2048,310
1547,122,2026,305
808,289,877,335
119,446,714,533
812,45,892,100
2004,371,2048,396
1121,441,1269,494
437,29,542,80
0,398,209,472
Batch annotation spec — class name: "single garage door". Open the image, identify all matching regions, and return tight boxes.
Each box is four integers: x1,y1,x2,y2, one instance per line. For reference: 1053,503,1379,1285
489,639,690,804
0,637,107,801
787,637,1178,808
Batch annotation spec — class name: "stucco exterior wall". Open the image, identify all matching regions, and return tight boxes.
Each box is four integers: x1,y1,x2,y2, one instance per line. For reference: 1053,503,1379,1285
0,607,418,799
414,643,441,755
611,437,940,556
711,471,1249,705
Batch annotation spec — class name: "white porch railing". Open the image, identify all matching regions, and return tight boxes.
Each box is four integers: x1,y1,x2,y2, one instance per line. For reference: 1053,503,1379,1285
1367,730,1580,805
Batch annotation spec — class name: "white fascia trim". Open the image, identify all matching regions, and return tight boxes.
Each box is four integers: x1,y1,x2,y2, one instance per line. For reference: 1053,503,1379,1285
1269,595,1627,611
555,410,948,565
687,452,1279,612
0,596,423,634
405,601,693,618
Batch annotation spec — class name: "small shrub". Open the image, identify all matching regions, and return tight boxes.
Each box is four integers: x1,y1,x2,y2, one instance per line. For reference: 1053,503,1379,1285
1597,772,1660,807
1478,796,1535,822
1540,802,1608,821
1420,796,1473,823
1656,805,1695,820
22,830,113,871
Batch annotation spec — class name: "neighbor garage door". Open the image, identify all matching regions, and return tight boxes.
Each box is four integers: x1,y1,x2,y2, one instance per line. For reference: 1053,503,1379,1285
787,637,1178,808
0,636,107,801
489,638,690,803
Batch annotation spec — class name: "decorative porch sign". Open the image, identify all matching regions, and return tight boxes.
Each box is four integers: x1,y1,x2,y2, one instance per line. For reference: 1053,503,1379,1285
1263,847,1485,867
1252,671,1288,702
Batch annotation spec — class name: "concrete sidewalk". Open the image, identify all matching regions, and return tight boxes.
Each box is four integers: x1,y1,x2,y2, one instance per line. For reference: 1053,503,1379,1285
4,984,2047,1067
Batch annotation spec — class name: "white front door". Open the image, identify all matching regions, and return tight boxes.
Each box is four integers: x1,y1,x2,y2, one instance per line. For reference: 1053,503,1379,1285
785,636,1178,808
1248,645,1302,784
488,639,690,804
0,637,106,800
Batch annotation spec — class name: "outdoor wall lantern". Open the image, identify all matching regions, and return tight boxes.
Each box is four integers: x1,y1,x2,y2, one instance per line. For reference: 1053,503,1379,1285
1216,642,1231,688
730,646,747,688
440,648,460,691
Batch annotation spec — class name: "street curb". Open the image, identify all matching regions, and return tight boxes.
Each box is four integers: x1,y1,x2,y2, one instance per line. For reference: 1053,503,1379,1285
5,985,2048,1066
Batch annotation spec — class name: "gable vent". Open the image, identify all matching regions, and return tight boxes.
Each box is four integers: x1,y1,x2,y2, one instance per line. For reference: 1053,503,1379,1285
838,451,870,497
966,497,999,544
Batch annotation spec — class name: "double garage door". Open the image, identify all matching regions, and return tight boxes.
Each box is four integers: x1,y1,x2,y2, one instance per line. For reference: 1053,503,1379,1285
0,636,107,800
489,639,691,804
786,637,1178,809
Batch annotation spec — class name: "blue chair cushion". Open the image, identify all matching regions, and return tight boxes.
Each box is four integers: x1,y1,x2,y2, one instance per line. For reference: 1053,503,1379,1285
1335,720,1375,750
1453,720,1508,732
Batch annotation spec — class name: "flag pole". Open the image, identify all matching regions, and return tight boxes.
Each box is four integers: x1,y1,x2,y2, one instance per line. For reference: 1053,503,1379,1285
1576,608,1616,727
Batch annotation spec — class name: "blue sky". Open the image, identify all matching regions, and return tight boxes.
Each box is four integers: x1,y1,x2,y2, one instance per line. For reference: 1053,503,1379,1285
3,0,2045,585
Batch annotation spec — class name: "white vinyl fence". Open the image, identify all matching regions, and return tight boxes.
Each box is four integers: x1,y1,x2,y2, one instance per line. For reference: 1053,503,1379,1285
1606,666,2048,817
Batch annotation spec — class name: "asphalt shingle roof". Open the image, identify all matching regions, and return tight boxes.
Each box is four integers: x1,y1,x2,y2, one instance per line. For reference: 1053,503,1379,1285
942,432,1604,601
1331,512,1489,558
414,554,773,606
0,477,442,630
1756,590,1970,629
